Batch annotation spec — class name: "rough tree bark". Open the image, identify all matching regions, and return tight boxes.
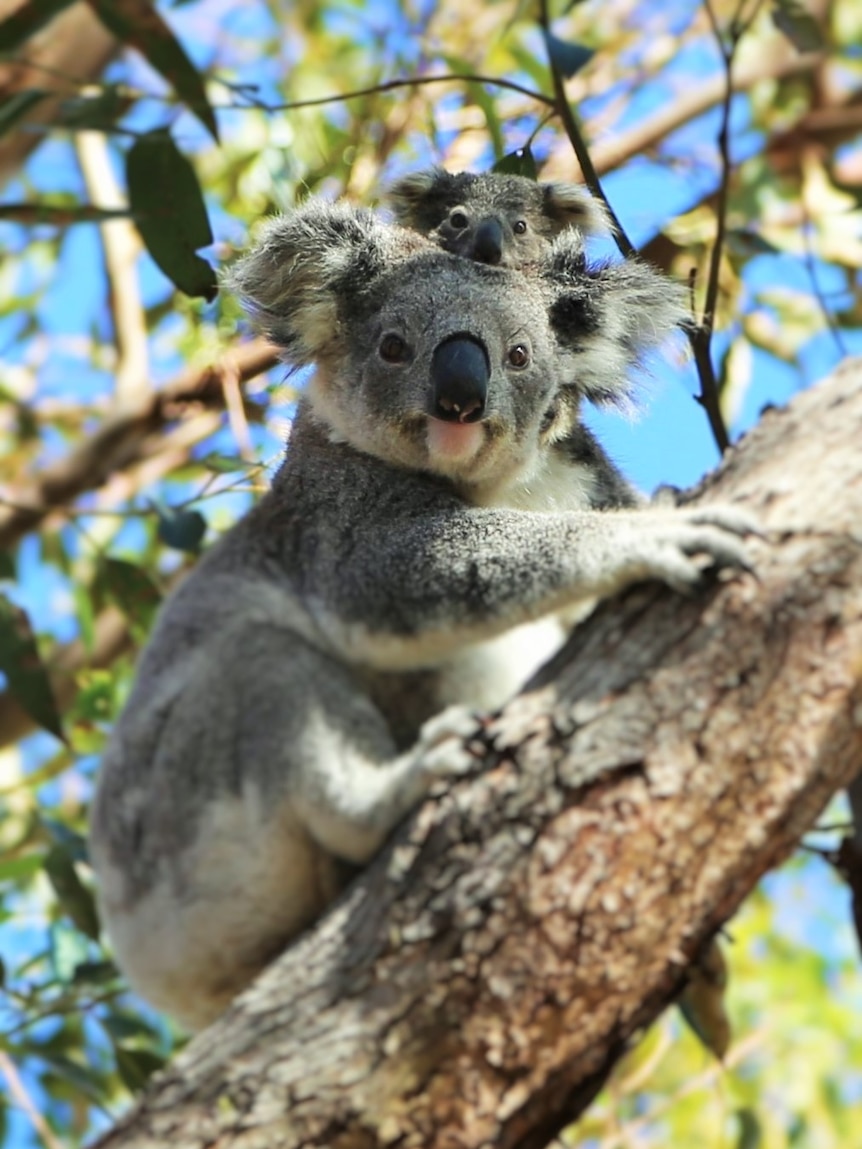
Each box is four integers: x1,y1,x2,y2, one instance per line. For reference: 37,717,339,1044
93,359,862,1149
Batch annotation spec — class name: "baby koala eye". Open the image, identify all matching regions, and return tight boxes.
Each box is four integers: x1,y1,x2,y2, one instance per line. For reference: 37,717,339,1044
507,343,530,369
379,333,410,363
449,209,469,230
513,219,528,235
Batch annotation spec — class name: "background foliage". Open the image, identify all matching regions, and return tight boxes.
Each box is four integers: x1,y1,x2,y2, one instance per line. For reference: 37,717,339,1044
0,0,861,1146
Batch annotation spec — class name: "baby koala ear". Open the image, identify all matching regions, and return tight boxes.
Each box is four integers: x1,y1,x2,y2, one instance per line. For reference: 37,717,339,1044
224,200,425,363
542,230,690,405
541,182,614,237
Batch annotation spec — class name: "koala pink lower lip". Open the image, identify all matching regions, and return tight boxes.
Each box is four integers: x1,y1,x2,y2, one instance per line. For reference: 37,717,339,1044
426,417,484,463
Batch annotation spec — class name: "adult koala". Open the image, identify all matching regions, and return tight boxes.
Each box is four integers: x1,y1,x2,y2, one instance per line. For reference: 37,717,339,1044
90,201,752,1030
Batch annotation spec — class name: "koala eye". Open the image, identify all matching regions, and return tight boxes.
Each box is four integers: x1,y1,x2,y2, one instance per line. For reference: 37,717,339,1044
379,333,410,363
513,219,528,235
449,209,469,230
507,344,531,369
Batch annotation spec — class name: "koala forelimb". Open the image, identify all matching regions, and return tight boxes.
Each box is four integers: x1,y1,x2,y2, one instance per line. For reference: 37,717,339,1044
90,200,753,1031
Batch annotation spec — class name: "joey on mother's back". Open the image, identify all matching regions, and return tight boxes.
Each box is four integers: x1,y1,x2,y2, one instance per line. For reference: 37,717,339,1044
89,200,754,1031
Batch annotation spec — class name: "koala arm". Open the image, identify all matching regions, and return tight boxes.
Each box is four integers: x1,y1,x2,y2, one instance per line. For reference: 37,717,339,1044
306,502,753,672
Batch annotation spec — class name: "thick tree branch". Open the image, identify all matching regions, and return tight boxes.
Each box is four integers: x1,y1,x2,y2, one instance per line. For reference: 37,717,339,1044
92,359,862,1148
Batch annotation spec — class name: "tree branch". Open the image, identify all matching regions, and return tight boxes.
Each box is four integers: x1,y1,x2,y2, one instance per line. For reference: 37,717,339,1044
0,338,277,552
91,358,862,1148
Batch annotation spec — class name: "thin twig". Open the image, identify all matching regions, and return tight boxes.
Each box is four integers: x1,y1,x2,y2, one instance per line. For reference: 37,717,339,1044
536,0,635,259
248,72,555,113
0,1049,66,1149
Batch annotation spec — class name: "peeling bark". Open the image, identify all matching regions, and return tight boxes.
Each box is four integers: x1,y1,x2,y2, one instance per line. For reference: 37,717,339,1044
93,360,862,1149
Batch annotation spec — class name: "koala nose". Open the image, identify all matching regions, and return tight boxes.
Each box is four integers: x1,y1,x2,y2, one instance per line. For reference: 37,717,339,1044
430,335,490,423
472,218,504,266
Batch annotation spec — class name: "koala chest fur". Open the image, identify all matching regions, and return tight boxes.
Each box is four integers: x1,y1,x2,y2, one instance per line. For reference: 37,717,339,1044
89,199,752,1032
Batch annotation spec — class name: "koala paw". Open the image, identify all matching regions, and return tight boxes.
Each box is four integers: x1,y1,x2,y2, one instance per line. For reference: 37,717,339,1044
625,503,761,596
417,705,485,783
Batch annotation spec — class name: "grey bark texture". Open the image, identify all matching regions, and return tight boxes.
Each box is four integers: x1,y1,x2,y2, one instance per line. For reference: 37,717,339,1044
92,359,862,1149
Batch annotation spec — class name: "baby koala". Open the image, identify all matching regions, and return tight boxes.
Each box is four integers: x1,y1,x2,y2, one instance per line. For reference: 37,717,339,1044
388,166,612,269
90,201,753,1031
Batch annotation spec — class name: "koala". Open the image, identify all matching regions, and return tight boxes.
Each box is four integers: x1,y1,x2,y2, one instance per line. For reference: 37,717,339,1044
89,201,753,1032
388,166,612,268
389,167,638,508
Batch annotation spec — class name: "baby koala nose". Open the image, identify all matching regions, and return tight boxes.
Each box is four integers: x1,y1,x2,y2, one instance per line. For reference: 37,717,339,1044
472,218,504,266
430,335,490,423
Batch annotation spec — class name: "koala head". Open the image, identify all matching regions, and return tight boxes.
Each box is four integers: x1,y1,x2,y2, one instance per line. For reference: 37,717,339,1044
227,200,686,493
387,167,611,268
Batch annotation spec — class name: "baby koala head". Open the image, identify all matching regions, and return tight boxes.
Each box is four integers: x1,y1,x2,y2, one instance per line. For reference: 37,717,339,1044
388,167,612,269
226,200,685,496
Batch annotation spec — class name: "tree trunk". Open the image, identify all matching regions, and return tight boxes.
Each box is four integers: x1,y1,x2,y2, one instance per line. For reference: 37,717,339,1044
92,359,862,1149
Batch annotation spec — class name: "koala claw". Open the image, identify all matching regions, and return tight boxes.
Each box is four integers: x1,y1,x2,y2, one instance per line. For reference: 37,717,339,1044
418,705,485,782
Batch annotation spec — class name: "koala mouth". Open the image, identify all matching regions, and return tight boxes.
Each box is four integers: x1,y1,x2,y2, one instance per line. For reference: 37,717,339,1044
426,416,485,468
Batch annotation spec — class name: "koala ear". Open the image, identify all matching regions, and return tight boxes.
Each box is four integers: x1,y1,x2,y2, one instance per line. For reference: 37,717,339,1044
387,168,445,222
541,181,613,237
544,230,690,405
225,201,423,362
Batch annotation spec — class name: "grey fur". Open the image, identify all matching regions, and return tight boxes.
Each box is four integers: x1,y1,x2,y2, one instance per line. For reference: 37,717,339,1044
90,200,752,1031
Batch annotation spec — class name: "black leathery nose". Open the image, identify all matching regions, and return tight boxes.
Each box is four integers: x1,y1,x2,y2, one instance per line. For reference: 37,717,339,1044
472,218,504,265
430,335,490,423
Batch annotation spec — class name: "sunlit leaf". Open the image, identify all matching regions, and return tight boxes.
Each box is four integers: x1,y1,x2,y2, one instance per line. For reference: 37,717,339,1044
771,0,824,52
43,846,100,941
49,919,92,981
543,31,594,78
126,130,217,299
85,0,219,141
0,592,64,740
493,148,538,180
0,854,45,885
0,0,75,52
156,506,207,552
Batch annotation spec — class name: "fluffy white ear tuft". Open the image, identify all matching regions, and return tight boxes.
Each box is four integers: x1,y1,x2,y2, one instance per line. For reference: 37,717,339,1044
224,201,424,362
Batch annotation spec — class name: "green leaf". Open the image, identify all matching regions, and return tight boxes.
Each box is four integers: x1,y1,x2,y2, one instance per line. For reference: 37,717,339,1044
156,506,207,552
42,818,89,863
113,1044,166,1093
0,853,45,885
0,0,75,53
0,592,64,741
492,147,538,180
43,846,100,941
32,1048,107,1104
101,1012,159,1043
72,958,118,985
771,0,824,51
49,919,92,982
98,557,161,638
735,1108,762,1149
126,131,217,300
0,550,15,581
86,0,218,142
543,31,594,79
0,90,47,138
